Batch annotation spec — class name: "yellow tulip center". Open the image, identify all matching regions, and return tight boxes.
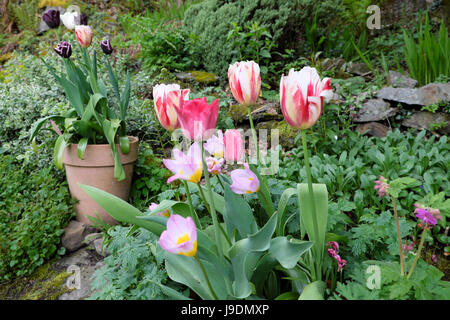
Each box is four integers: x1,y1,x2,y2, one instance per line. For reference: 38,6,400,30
189,168,202,183
176,233,190,245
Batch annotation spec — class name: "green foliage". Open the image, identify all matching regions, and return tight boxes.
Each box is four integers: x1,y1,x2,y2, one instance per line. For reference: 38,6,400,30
333,259,450,300
0,155,74,281
7,0,39,32
403,15,450,85
129,142,171,211
89,225,188,300
182,0,314,76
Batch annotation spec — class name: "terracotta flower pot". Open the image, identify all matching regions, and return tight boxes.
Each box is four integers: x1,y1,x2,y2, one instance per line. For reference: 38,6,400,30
62,136,139,225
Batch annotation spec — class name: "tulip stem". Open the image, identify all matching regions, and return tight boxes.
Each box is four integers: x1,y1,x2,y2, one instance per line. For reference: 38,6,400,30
195,256,219,300
392,197,405,276
182,180,202,229
301,129,322,280
407,228,426,280
247,105,260,165
197,182,211,214
200,142,224,259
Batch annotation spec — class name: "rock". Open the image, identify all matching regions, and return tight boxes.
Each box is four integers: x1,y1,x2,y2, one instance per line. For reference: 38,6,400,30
388,71,417,88
356,122,391,137
346,62,371,76
37,7,65,36
94,238,110,257
402,111,450,135
247,102,283,122
83,233,102,245
55,247,104,300
377,83,450,106
61,221,98,252
353,99,397,122
323,58,345,71
175,70,219,85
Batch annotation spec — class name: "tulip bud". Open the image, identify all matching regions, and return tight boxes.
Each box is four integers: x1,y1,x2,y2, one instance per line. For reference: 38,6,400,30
60,10,78,30
280,67,333,130
159,214,197,257
79,13,88,26
224,129,244,163
54,41,72,59
153,84,190,131
100,39,113,55
230,163,260,194
43,9,60,29
228,61,261,105
75,25,93,48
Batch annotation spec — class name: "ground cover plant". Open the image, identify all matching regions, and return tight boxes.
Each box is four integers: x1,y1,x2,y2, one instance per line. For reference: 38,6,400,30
0,0,448,301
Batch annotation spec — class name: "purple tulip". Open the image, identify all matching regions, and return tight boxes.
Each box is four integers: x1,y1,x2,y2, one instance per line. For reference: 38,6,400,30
230,163,260,194
100,39,113,55
54,41,72,58
43,9,60,29
159,214,197,257
79,13,88,26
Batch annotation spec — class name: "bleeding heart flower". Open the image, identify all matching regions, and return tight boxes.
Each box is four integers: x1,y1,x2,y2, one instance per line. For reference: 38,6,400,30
159,214,197,257
153,84,190,131
163,142,202,184
149,203,170,218
175,97,219,141
230,163,260,194
75,25,93,48
374,176,389,198
280,67,332,129
228,61,261,105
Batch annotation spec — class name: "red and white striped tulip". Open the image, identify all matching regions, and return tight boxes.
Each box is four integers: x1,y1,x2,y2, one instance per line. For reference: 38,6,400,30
153,84,190,131
280,67,333,130
228,61,261,105
75,25,93,48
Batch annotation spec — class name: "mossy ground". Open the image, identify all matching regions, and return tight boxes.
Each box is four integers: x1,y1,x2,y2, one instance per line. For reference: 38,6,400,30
0,259,73,300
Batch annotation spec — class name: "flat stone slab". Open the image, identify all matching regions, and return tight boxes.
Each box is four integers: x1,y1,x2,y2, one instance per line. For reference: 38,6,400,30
402,111,450,135
356,122,391,137
388,71,417,88
377,83,450,106
353,99,397,122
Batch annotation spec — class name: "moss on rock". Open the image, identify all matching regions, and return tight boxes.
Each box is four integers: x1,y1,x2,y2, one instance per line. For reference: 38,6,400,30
256,120,299,149
0,259,73,300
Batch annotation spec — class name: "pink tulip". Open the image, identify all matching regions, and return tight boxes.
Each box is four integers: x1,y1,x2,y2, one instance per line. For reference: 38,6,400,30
153,84,190,131
159,214,197,257
163,142,202,184
224,129,244,163
175,97,219,141
280,67,332,129
204,130,224,158
228,61,261,105
230,163,260,194
75,25,93,48
149,202,170,218
206,157,224,175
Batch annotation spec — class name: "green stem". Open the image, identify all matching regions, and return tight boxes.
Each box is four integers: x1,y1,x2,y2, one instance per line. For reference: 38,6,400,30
197,182,211,214
217,175,225,192
200,142,223,259
301,129,322,280
392,197,405,276
195,256,218,300
407,228,426,280
247,105,260,165
182,180,202,229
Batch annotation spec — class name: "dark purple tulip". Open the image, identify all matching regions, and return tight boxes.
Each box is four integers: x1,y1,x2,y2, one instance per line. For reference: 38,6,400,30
43,9,60,29
79,14,88,26
54,41,72,58
100,39,113,55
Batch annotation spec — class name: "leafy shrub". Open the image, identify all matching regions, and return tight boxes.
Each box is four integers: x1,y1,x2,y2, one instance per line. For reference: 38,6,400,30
183,0,341,76
89,226,188,300
7,0,39,32
0,155,74,281
130,142,171,211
